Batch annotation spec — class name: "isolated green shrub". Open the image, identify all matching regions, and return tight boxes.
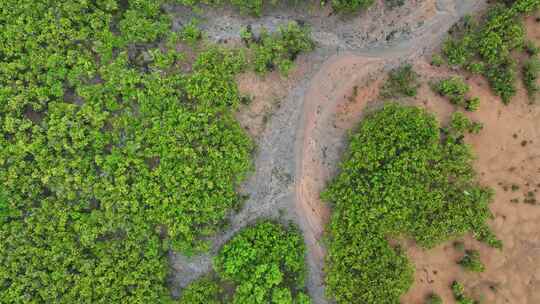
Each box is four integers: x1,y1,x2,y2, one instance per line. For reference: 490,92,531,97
466,97,480,111
0,1,261,302
431,55,445,67
447,112,483,135
323,104,496,304
426,293,443,304
434,77,470,107
524,40,540,56
381,64,420,98
458,250,485,272
451,281,476,304
248,22,314,75
214,221,311,304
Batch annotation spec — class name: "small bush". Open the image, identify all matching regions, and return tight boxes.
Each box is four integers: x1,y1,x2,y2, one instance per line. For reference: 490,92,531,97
434,77,470,107
522,56,540,99
248,22,314,75
180,19,203,46
458,249,485,272
447,112,483,135
524,40,540,56
466,97,480,112
431,54,445,67
426,293,443,304
452,281,476,304
381,64,420,98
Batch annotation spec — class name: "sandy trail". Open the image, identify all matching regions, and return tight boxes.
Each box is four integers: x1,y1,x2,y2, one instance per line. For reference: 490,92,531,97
168,0,490,302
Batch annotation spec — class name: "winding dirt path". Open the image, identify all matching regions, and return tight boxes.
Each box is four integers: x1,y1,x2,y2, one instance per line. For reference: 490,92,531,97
168,1,489,302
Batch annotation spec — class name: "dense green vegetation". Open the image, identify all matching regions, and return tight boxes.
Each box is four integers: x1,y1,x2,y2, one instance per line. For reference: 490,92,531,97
322,104,498,304
440,0,540,103
214,221,311,304
180,277,223,304
0,1,313,302
458,249,485,272
380,64,420,98
433,77,480,111
180,221,311,304
241,22,315,75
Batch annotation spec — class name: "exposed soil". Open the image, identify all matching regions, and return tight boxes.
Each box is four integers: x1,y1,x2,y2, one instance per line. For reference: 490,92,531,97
164,2,540,304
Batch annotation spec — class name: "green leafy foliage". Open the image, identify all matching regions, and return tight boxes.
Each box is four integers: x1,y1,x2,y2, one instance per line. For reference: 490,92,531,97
243,22,315,75
458,249,485,272
431,55,445,67
385,0,405,8
0,0,266,302
452,281,476,304
524,40,540,56
330,0,375,12
213,221,311,304
180,277,224,304
180,19,204,46
380,64,420,98
440,0,540,103
322,104,497,304
434,77,480,111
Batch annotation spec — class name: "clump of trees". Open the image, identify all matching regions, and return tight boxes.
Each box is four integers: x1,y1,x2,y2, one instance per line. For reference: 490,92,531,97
241,22,315,75
180,221,312,304
180,277,223,304
439,0,540,103
322,104,498,304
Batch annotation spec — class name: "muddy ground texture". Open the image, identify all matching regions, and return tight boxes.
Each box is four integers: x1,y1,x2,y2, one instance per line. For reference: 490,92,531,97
167,1,540,303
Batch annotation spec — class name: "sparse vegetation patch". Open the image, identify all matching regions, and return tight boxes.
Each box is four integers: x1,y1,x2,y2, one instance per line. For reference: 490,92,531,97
440,0,540,103
380,64,420,98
